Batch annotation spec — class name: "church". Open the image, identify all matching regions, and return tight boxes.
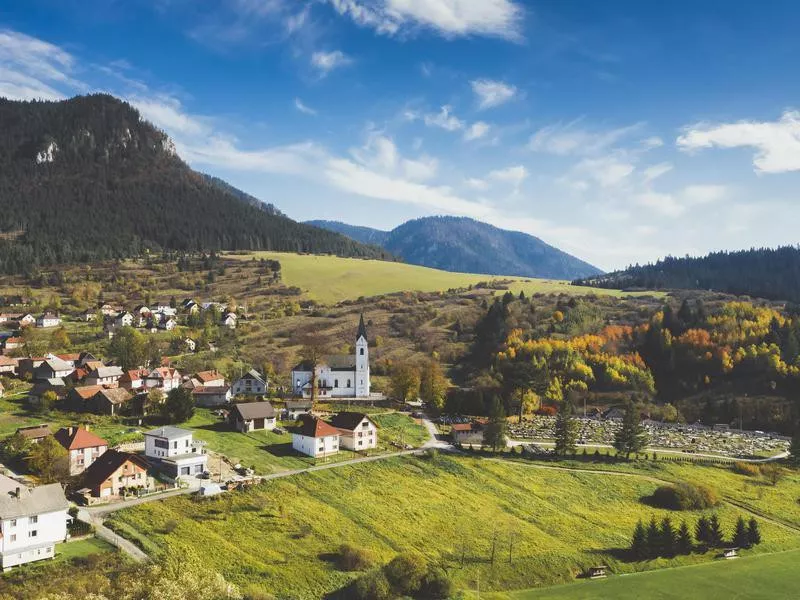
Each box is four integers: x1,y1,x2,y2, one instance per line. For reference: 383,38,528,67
291,314,371,399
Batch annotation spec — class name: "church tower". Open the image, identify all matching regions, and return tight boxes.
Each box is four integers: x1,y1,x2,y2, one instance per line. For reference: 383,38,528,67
355,313,370,397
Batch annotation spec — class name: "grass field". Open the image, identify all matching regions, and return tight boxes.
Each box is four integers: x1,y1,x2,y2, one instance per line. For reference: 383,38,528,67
55,538,115,562
493,548,800,600
228,252,656,304
108,455,799,599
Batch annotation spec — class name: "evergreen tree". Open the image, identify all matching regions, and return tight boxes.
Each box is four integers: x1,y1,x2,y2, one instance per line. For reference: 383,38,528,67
707,514,724,548
789,428,800,466
630,520,648,560
747,518,762,546
482,396,508,452
676,521,693,555
613,402,649,458
733,516,749,548
645,516,660,559
695,516,711,548
660,517,677,558
554,399,579,456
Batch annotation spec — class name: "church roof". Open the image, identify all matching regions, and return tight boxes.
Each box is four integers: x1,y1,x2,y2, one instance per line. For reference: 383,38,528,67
357,313,367,341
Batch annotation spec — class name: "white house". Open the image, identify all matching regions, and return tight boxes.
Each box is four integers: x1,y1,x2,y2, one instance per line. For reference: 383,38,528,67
0,474,68,570
114,311,134,328
159,317,177,331
144,367,182,391
53,426,108,476
84,366,124,387
291,415,340,458
232,369,268,396
284,399,313,420
221,312,238,329
191,386,232,407
144,426,207,478
329,412,379,452
291,314,370,399
36,311,61,328
183,338,196,353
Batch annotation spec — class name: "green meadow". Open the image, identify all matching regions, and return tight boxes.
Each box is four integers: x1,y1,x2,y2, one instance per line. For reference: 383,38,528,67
108,455,800,599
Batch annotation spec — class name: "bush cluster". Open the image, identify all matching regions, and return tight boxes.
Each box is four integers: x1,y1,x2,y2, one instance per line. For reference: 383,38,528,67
649,482,719,510
350,552,453,600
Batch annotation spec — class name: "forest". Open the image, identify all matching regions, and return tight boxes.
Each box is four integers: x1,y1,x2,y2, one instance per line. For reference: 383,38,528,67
0,94,391,275
575,246,800,303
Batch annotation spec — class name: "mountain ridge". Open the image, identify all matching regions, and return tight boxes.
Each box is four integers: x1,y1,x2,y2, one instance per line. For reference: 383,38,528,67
307,216,602,280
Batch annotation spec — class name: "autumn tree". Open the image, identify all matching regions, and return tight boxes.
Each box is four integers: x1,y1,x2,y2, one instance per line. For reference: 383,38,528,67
145,388,164,415
390,363,421,403
420,358,448,411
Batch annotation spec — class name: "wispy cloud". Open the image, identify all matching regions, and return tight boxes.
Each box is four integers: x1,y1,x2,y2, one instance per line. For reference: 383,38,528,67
311,49,352,75
488,164,528,188
324,0,524,41
529,120,642,156
642,162,673,183
464,121,490,141
0,29,83,100
423,105,464,132
294,97,317,115
677,111,800,173
635,185,728,217
471,78,517,109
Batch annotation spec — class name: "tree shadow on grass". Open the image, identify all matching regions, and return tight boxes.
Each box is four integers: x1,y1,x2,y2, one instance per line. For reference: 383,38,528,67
259,442,299,458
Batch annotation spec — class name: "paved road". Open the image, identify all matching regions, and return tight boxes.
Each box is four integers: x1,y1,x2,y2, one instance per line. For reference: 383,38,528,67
78,508,149,562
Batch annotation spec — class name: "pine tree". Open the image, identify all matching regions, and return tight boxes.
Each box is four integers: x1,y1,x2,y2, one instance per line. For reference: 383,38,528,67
695,516,711,548
708,514,724,548
631,520,648,560
613,402,649,458
554,399,579,456
733,516,749,548
482,396,508,452
660,517,677,558
747,518,762,546
645,516,660,559
789,427,800,466
676,521,693,555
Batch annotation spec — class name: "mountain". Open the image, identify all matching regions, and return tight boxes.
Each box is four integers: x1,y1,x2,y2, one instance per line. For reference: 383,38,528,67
200,173,286,218
0,94,390,274
308,216,602,280
574,246,800,303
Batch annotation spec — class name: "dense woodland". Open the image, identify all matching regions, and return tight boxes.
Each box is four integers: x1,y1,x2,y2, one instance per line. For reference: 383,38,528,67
0,94,391,274
575,247,800,303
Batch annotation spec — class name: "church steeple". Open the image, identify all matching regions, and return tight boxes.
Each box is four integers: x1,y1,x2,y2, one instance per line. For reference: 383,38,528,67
356,313,367,341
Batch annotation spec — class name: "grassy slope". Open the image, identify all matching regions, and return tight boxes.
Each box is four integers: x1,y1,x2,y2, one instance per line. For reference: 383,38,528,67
228,252,656,304
500,549,800,600
108,456,800,599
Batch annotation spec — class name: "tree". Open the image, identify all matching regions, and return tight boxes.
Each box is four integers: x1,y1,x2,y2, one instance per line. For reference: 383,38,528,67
38,390,57,413
2,431,30,461
747,518,762,546
544,376,564,405
707,514,724,548
554,399,579,456
299,339,328,403
27,436,68,482
733,516,749,548
483,396,508,452
384,552,427,596
390,363,421,403
107,326,147,371
145,388,164,415
790,428,800,466
613,402,649,458
695,516,711,548
419,358,448,411
352,569,392,600
645,516,660,559
660,517,676,557
53,326,71,349
163,387,194,423
676,520,693,555
631,520,648,560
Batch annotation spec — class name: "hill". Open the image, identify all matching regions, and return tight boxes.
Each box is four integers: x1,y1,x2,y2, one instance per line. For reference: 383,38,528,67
575,246,800,303
0,94,390,274
307,216,602,280
200,173,285,217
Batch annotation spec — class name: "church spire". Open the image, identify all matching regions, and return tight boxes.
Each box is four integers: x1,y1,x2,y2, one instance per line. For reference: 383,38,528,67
356,313,367,341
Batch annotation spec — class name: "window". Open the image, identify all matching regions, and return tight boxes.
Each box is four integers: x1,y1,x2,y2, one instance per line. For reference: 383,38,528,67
347,379,351,387
334,379,339,388
9,519,15,527
360,348,364,355
30,516,38,524
172,441,178,449
362,422,369,428
10,534,16,542
28,530,37,538
358,440,363,446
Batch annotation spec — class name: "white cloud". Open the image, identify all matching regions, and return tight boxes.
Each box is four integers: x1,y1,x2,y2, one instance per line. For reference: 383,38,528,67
181,137,325,175
466,177,488,190
634,185,727,218
471,79,517,109
641,136,664,149
325,0,524,41
682,184,727,205
488,165,528,188
642,162,673,183
350,132,438,181
574,156,635,188
529,120,642,156
311,50,352,74
464,121,490,141
294,97,317,115
677,111,800,173
423,105,464,132
0,29,83,100
130,94,211,137
635,191,684,217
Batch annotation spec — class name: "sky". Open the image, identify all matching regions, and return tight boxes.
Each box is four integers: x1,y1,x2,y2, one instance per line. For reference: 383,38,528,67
1,0,800,271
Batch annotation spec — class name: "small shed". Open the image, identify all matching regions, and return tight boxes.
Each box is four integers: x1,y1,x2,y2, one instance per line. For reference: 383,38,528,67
587,566,608,579
723,548,739,559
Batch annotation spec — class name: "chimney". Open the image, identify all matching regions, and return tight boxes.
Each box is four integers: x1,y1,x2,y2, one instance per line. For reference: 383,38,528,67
84,424,90,431
67,426,74,436
14,487,20,498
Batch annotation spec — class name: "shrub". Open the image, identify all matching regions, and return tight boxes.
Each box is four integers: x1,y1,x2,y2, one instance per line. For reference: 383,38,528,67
384,552,427,596
732,462,761,477
649,483,719,510
338,543,374,572
352,569,392,600
419,568,454,599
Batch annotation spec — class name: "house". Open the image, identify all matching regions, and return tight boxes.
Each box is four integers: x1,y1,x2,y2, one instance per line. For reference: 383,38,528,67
33,357,74,381
15,314,35,327
221,312,238,329
192,370,226,388
144,426,207,478
76,352,99,368
291,314,370,398
85,366,124,387
183,338,196,353
181,299,199,314
329,413,379,452
153,303,177,317
17,357,45,380
284,399,313,420
80,450,151,499
0,356,15,375
98,303,121,317
53,426,108,476
119,369,147,392
52,353,81,368
144,367,182,391
0,474,68,570
133,305,150,317
229,402,276,433
28,380,67,405
159,317,177,331
114,311,134,328
92,388,133,415
79,309,95,322
290,415,340,458
450,423,485,445
65,385,103,412
36,311,61,328
232,369,268,397
2,337,23,352
15,425,52,444
191,386,232,407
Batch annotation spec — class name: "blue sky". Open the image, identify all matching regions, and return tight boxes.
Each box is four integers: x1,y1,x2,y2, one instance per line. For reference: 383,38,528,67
2,0,800,270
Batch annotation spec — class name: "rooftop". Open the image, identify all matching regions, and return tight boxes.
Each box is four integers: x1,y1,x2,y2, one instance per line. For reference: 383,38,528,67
232,401,276,420
291,414,340,438
145,425,193,440
54,426,109,450
0,475,68,519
